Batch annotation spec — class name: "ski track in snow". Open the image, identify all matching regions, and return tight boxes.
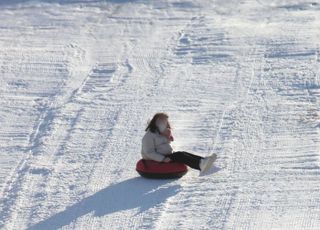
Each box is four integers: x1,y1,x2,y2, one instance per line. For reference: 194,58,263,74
0,0,320,229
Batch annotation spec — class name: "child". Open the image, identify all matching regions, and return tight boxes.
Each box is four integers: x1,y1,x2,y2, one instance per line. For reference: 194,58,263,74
141,112,217,173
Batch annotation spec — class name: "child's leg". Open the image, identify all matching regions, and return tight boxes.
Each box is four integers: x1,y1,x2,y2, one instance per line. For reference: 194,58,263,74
167,151,204,170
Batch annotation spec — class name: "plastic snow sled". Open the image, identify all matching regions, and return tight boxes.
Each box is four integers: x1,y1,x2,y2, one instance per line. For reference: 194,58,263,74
136,159,188,179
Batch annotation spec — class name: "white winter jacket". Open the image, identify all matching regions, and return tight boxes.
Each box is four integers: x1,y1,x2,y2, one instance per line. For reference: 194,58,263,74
141,130,173,162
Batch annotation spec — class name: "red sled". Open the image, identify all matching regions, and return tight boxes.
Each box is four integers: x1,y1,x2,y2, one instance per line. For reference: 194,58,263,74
136,159,188,179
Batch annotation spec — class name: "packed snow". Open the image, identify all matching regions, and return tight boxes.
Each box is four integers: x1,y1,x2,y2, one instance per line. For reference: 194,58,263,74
0,0,320,229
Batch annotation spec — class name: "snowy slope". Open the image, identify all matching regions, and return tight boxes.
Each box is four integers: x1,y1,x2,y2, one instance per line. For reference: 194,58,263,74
0,0,320,229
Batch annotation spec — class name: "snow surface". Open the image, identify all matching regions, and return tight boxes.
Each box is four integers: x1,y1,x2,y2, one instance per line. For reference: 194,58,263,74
0,0,320,229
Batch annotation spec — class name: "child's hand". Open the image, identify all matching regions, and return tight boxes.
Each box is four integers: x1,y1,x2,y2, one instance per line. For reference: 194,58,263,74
163,157,171,163
161,128,174,142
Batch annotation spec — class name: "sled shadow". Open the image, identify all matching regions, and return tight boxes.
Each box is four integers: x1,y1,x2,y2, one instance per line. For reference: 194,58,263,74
29,177,180,230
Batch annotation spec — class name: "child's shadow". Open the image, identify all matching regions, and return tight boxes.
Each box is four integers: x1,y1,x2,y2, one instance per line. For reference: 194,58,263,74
29,177,180,230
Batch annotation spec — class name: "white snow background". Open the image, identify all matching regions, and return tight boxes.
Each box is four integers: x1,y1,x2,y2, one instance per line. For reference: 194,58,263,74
0,0,320,229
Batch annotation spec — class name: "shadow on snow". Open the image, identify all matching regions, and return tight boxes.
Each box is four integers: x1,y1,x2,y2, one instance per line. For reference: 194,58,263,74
29,177,180,229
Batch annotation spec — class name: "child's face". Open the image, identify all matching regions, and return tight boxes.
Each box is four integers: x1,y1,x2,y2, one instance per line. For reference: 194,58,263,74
156,117,168,132
158,117,168,124
156,116,168,125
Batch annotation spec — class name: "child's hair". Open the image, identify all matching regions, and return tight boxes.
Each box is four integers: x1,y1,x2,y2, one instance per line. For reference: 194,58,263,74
145,112,171,133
